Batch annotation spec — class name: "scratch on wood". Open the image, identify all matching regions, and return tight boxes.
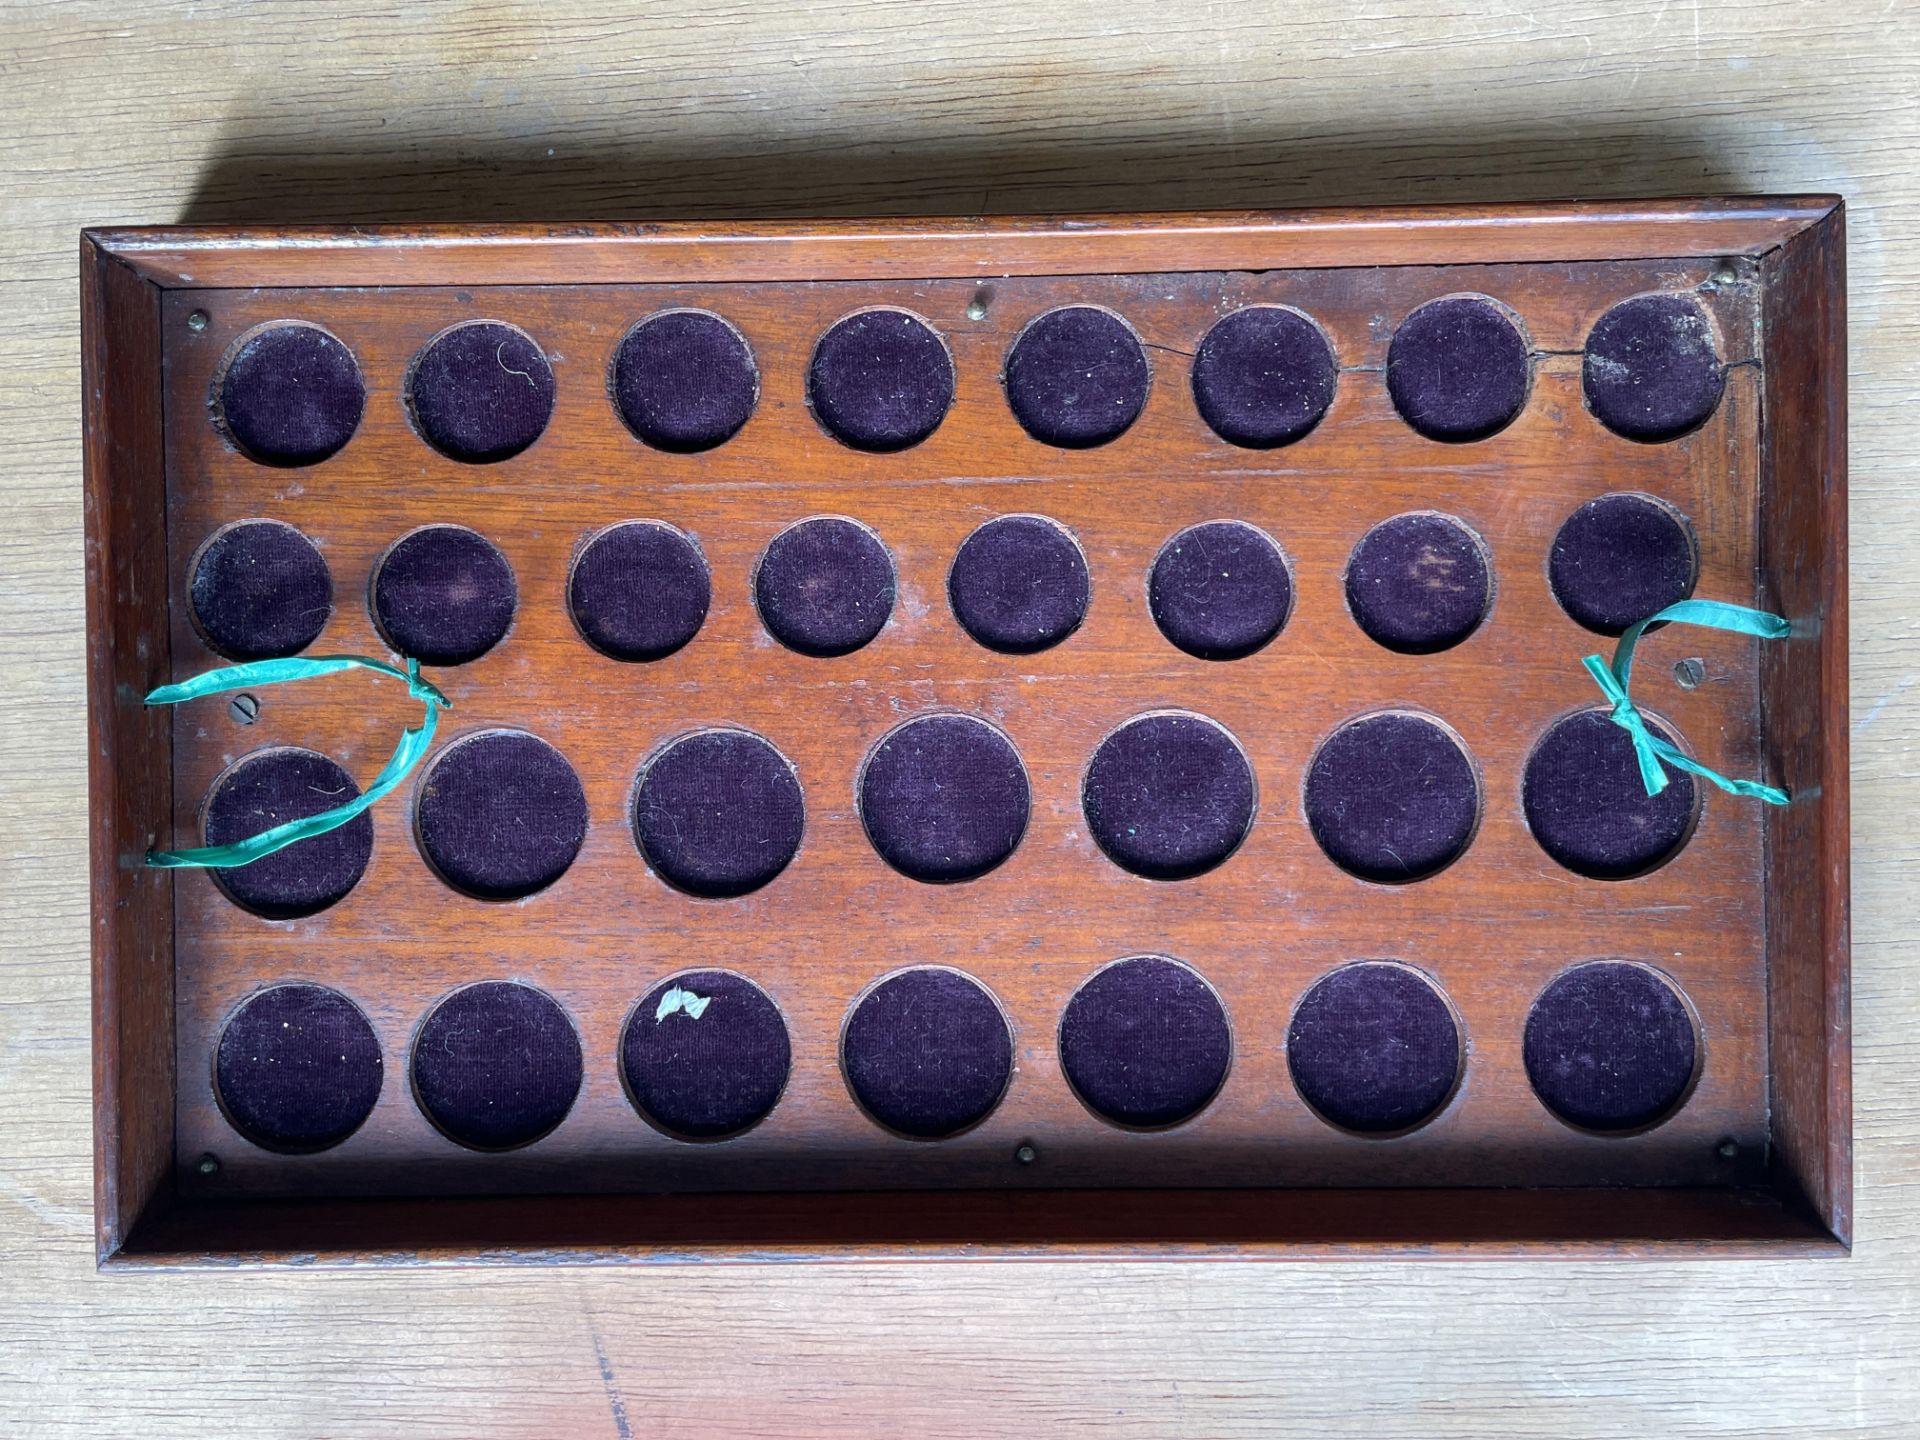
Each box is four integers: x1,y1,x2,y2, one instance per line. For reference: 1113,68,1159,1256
588,1318,632,1440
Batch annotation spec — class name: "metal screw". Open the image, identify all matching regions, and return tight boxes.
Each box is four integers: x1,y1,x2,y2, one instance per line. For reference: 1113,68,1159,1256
1715,1138,1739,1162
187,310,209,332
965,287,991,322
1014,1141,1037,1166
229,692,259,724
1673,658,1706,690
1711,263,1739,288
197,1153,221,1176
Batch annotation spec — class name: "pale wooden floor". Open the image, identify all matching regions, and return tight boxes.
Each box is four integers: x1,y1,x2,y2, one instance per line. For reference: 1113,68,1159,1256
4,3,1917,1434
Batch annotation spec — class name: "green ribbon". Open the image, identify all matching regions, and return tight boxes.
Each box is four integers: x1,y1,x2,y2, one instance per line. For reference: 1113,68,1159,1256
1581,599,1791,807
145,655,451,870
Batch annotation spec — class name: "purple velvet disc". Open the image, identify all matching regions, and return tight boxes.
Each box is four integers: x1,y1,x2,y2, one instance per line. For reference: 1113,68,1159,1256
568,521,711,662
612,309,758,452
1287,963,1461,1134
412,981,582,1150
858,714,1030,883
622,970,791,1140
1304,713,1479,883
371,524,517,666
203,748,373,919
216,322,365,466
1059,956,1231,1129
1548,492,1698,636
407,321,556,463
633,729,805,898
415,730,588,899
842,968,1013,1139
754,516,896,657
215,984,383,1153
1525,962,1698,1132
1344,512,1492,654
1082,711,1256,880
1190,306,1337,448
1584,294,1725,442
1386,296,1530,442
807,309,954,451
1524,709,1697,879
947,515,1090,654
1003,305,1150,448
189,519,333,661
1148,520,1293,660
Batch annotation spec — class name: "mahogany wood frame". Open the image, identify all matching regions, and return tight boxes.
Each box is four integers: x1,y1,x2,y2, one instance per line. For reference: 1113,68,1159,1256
83,199,1849,1267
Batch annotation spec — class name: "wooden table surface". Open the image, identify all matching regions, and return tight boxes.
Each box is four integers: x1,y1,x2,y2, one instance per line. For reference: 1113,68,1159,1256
3,3,1916,1434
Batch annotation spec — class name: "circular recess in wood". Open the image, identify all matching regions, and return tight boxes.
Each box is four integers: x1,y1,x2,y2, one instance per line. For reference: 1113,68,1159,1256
1303,712,1480,884
370,523,516,666
632,728,805,898
806,308,954,451
841,967,1014,1139
1190,304,1337,448
1058,956,1231,1130
1522,709,1698,880
1147,519,1293,660
621,970,791,1141
189,519,333,661
947,514,1090,654
1524,961,1700,1133
411,981,582,1151
1003,304,1150,448
406,319,555,463
202,746,372,919
1082,710,1257,880
1286,961,1462,1136
567,520,711,662
1583,293,1726,442
752,515,895,657
1386,295,1531,442
857,713,1030,884
215,983,383,1154
1343,511,1493,654
612,308,759,452
414,729,588,900
1548,491,1698,635
214,321,365,466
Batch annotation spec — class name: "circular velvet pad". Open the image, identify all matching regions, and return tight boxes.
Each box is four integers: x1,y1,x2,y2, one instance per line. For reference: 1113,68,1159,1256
412,981,582,1150
622,970,791,1140
1190,306,1338,448
371,524,516,666
415,730,588,899
1548,492,1698,635
1386,296,1530,442
189,520,333,661
858,714,1030,883
1525,962,1698,1132
1287,963,1461,1135
1003,306,1150,448
568,521,711,662
1148,520,1293,661
1304,713,1479,884
215,984,383,1153
612,309,758,451
753,516,896,657
807,309,954,451
1584,293,1725,442
947,514,1090,654
841,968,1013,1139
1523,709,1698,879
408,320,556,463
1059,956,1231,1129
203,748,373,919
216,322,365,466
1082,711,1256,880
1344,512,1492,654
633,729,805,898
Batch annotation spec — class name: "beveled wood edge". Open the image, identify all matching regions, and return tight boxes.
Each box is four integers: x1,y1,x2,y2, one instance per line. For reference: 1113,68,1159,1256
84,197,1841,290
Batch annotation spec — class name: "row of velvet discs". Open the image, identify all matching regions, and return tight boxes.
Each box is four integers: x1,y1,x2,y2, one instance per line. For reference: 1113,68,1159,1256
214,955,1703,1157
209,289,1727,469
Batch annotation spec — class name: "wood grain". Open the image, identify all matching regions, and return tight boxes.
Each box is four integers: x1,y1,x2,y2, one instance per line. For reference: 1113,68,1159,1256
6,1,1919,1435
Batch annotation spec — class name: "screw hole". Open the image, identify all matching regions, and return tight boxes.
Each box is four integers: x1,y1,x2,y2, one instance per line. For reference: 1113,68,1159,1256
197,1152,221,1176
1014,1141,1037,1165
1673,658,1706,690
187,310,209,332
1710,262,1739,288
1715,1137,1738,1162
966,287,992,322
229,693,260,724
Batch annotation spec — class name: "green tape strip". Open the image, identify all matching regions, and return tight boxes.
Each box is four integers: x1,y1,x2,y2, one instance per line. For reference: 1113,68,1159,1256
1581,598,1792,806
144,655,451,870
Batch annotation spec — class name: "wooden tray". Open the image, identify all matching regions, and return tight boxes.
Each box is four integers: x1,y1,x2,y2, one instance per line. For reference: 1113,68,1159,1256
82,199,1850,1265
